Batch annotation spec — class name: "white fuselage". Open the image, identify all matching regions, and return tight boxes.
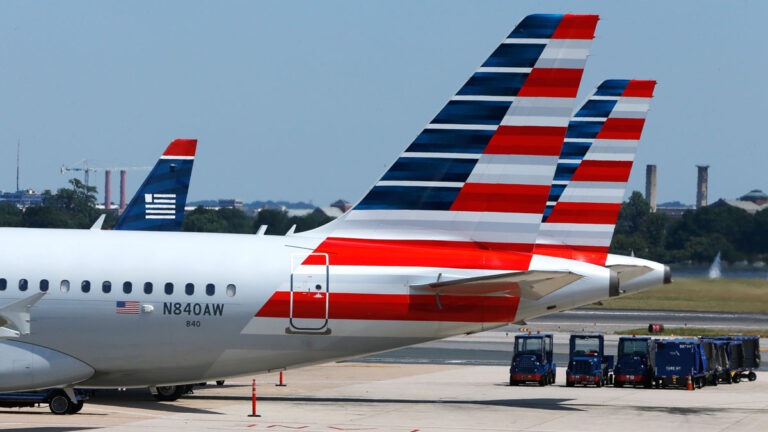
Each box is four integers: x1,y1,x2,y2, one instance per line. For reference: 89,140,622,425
0,227,613,389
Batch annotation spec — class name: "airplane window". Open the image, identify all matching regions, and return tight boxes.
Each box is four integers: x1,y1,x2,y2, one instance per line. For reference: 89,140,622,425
19,279,28,291
82,280,91,293
103,281,112,293
226,284,236,297
123,281,132,294
0,278,6,291
60,280,70,293
206,283,215,296
185,283,194,296
164,282,173,295
144,282,153,295
40,279,49,292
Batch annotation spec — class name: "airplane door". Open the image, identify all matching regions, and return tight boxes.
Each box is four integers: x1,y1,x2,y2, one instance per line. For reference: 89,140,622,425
289,253,329,332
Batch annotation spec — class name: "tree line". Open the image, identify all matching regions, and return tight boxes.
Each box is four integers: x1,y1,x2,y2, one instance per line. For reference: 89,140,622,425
0,179,332,234
2,180,766,264
610,191,768,264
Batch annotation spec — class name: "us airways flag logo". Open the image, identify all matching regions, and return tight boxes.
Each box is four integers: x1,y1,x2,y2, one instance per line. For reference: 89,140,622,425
116,301,140,314
145,193,176,220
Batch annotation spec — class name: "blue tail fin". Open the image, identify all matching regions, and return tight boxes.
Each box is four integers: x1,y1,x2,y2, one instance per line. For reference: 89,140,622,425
112,139,197,231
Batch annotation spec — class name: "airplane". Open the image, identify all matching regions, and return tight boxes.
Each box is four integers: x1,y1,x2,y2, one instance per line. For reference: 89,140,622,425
111,139,197,231
532,79,670,294
0,14,666,408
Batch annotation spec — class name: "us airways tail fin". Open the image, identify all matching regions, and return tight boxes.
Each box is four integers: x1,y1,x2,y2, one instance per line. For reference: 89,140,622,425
535,80,656,261
314,14,598,253
112,139,197,231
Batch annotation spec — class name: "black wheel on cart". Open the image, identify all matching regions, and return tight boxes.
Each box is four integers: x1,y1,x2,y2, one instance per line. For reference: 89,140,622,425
67,400,84,414
154,385,186,401
733,374,741,384
509,378,519,386
748,371,757,381
48,392,73,415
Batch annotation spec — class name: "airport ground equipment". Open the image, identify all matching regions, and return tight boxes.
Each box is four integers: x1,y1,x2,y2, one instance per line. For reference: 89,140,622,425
566,334,614,387
701,338,735,384
721,338,746,383
653,339,707,389
0,388,89,414
613,336,654,388
509,334,555,386
728,336,760,381
700,339,722,386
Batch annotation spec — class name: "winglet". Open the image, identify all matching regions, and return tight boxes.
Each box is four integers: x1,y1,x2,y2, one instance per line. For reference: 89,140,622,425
286,224,297,235
0,292,46,338
256,225,268,236
90,214,106,231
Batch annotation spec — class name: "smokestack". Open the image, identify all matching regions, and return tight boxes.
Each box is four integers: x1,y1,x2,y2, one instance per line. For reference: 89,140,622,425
696,165,709,209
104,170,111,210
120,170,127,212
645,164,657,212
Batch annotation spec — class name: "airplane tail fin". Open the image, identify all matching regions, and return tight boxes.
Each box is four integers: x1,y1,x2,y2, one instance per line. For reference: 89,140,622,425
314,14,598,252
112,139,197,231
535,79,656,260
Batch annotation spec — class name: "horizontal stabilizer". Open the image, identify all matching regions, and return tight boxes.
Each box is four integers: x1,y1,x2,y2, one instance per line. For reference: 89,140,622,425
607,265,653,284
411,270,582,300
0,292,46,338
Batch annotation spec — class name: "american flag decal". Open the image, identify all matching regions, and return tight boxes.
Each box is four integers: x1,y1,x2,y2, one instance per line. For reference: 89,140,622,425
116,301,141,314
145,193,176,220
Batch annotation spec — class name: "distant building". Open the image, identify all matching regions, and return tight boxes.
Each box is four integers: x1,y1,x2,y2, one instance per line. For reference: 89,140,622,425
709,189,768,215
0,189,44,208
656,201,694,219
330,199,352,213
739,189,768,205
218,199,243,209
286,208,314,217
314,206,345,218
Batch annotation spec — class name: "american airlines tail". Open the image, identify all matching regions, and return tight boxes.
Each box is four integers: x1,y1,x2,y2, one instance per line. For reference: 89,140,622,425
112,139,197,231
534,79,655,263
529,79,669,292
314,14,599,252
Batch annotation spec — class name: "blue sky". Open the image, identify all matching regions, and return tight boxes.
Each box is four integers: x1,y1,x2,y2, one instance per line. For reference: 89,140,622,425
1,1,765,206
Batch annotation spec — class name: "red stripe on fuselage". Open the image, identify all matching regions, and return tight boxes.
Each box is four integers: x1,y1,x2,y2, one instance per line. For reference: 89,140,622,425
255,292,520,323
551,14,599,40
484,126,566,156
517,68,584,98
450,183,551,213
596,118,646,140
570,160,633,182
303,238,533,270
533,244,608,266
545,202,621,224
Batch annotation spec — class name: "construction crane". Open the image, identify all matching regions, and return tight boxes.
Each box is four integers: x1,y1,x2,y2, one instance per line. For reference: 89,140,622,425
60,160,151,186
60,160,152,210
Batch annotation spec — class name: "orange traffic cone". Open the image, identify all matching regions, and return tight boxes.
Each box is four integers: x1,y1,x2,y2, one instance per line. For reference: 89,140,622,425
686,375,694,391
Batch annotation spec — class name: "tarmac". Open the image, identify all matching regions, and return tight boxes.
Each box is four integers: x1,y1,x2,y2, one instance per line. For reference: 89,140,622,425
1,308,765,431
1,363,766,431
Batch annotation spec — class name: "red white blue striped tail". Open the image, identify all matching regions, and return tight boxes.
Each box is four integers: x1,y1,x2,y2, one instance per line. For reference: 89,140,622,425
320,14,599,252
535,79,656,263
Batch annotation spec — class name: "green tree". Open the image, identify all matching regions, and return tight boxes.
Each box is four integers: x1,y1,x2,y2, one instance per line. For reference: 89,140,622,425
0,202,23,227
21,206,75,228
182,207,228,232
218,208,254,234
255,209,291,234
